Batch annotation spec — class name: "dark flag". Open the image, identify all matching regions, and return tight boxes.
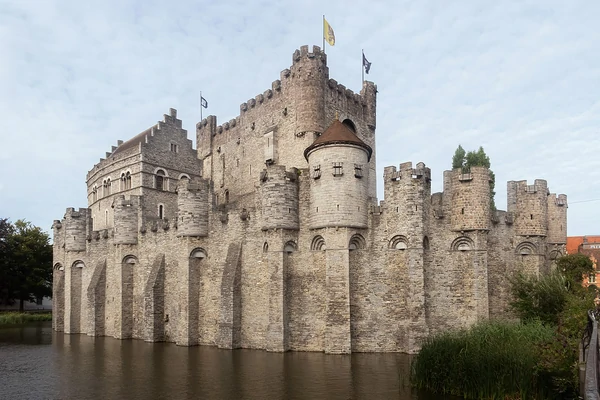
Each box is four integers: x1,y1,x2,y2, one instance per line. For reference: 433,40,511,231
201,96,208,108
362,52,372,74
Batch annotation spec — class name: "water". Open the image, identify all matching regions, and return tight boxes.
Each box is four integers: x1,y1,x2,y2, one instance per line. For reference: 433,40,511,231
0,322,452,400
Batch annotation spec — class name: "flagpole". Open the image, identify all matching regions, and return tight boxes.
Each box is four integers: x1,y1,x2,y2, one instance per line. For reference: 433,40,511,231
200,91,203,120
322,15,325,52
361,49,364,84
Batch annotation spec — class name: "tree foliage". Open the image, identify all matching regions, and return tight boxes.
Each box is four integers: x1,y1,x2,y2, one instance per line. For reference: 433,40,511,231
555,253,595,286
452,145,496,210
508,254,597,397
0,219,53,310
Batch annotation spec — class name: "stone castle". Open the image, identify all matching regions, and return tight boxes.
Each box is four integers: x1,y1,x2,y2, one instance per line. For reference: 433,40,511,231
52,45,568,354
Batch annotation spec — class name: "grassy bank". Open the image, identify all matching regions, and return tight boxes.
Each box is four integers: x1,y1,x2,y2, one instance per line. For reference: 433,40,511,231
410,321,557,399
0,312,52,324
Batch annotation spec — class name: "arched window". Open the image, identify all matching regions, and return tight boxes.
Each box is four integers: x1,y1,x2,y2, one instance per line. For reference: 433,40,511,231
389,235,408,250
72,261,85,269
190,248,207,259
349,234,366,250
120,172,126,191
155,169,166,191
516,242,537,256
53,263,64,271
451,236,473,251
92,186,97,202
122,255,137,265
179,174,190,181
105,209,109,226
284,241,297,253
125,171,132,190
311,235,326,251
342,119,357,133
158,204,164,220
263,242,269,253
105,178,112,195
423,236,430,250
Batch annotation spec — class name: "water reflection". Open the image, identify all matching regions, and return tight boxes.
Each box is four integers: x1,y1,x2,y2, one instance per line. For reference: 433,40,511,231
0,322,455,400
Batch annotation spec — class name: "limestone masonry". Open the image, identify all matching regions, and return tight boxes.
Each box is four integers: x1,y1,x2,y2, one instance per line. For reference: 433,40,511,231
52,45,567,354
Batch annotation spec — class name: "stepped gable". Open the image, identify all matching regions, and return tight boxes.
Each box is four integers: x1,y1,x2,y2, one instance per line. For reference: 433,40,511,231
303,119,372,161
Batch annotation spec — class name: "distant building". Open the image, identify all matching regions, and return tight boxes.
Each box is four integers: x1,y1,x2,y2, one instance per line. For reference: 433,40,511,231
567,236,600,287
52,45,568,354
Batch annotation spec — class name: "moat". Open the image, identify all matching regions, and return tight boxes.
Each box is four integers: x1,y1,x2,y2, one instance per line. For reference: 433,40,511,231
0,322,460,400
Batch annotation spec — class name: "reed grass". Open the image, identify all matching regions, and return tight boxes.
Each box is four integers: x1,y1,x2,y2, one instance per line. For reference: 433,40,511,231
0,312,52,324
410,320,556,399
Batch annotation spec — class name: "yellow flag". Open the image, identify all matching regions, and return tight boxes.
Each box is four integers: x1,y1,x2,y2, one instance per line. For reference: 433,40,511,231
323,17,335,46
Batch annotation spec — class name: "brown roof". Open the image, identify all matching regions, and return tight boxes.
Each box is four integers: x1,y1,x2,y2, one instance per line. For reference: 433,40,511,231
111,128,151,156
304,119,372,161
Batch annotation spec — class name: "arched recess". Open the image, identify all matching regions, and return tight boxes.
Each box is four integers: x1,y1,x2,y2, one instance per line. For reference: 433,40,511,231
121,255,137,339
342,118,357,133
389,235,408,250
263,242,269,253
451,236,474,252
284,241,297,253
184,248,207,345
53,263,65,332
349,234,366,250
69,261,85,333
515,242,537,256
311,235,326,251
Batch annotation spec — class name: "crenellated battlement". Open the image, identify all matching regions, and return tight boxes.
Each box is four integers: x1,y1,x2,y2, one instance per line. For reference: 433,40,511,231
292,45,327,66
548,193,568,206
383,161,431,184
64,207,89,220
508,179,549,196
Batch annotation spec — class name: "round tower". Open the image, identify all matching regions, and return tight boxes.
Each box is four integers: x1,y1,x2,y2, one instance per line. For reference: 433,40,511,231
260,165,299,230
177,179,209,237
450,166,491,231
112,195,140,244
63,208,89,252
305,119,372,229
507,179,548,237
289,45,328,136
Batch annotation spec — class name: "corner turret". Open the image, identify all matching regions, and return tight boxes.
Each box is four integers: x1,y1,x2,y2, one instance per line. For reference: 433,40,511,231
259,165,299,230
305,119,371,229
177,178,209,237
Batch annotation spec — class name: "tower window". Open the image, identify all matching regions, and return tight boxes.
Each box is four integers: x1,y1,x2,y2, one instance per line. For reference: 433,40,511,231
155,170,166,191
332,162,343,177
158,205,164,220
125,172,131,189
354,164,363,178
170,143,178,153
312,165,321,179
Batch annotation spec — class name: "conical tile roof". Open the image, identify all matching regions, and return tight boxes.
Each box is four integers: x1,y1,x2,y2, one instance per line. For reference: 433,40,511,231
304,119,372,161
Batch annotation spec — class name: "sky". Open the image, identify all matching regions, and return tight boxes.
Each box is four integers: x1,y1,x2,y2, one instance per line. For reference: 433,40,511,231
0,0,598,236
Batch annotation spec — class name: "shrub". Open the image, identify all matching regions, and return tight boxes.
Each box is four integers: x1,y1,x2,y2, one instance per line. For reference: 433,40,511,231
411,320,555,399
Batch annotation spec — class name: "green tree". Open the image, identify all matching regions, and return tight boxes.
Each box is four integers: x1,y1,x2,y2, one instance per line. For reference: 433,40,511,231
452,145,496,210
451,144,466,169
555,253,595,286
0,219,53,311
0,218,15,306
